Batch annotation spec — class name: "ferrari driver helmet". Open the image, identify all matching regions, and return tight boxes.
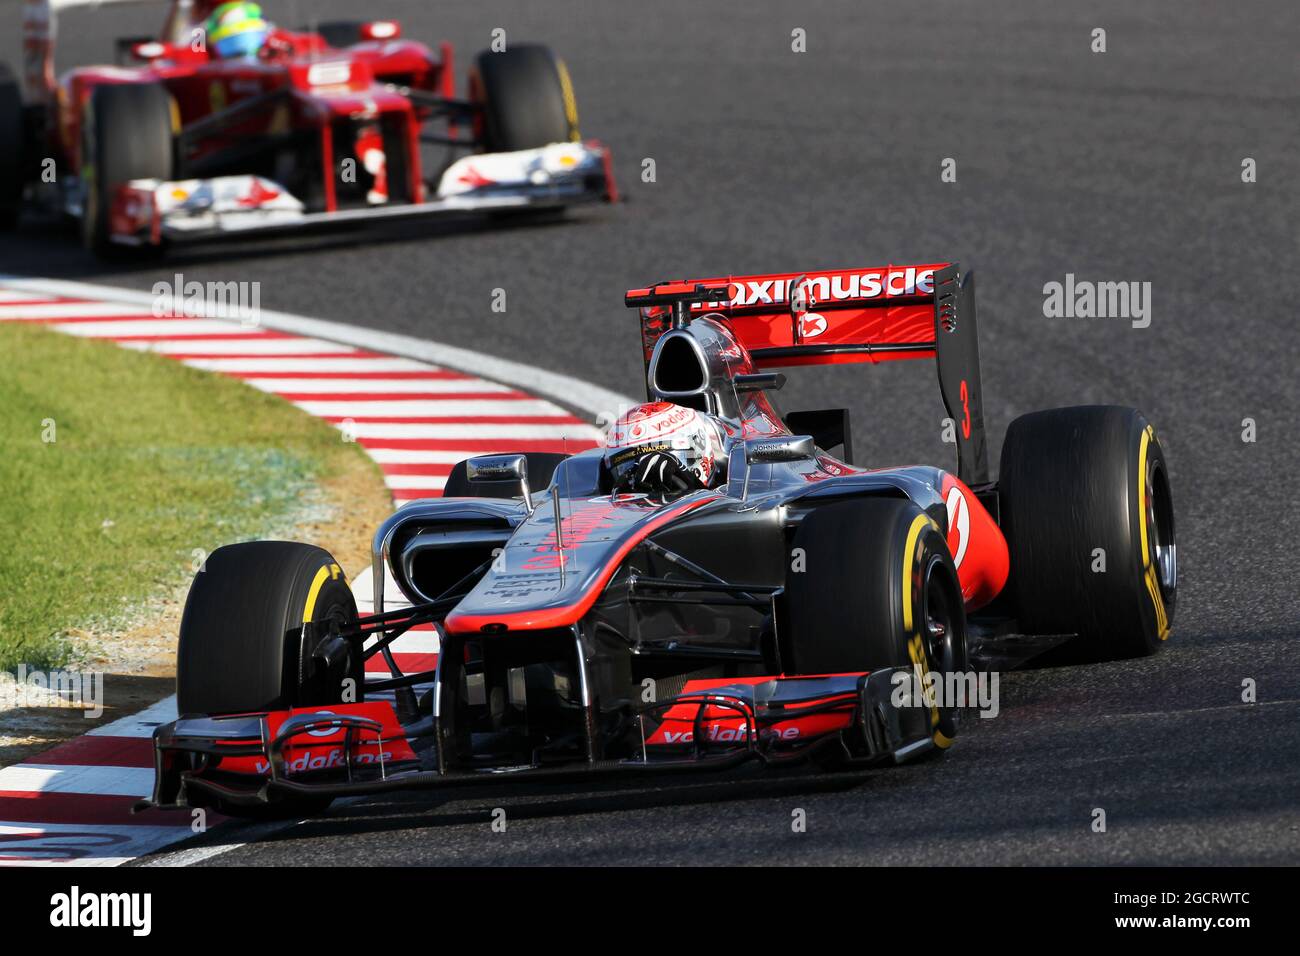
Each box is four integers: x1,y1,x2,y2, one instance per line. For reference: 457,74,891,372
205,1,271,59
604,402,727,494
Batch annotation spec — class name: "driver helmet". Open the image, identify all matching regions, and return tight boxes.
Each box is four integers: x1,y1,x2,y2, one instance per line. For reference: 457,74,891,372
205,1,270,59
604,402,727,490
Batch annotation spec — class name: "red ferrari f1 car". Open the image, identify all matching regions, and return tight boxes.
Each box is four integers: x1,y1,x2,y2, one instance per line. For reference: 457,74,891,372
141,261,1177,817
0,0,615,258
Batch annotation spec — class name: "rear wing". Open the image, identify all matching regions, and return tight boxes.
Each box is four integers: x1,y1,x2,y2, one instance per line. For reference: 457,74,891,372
625,263,989,485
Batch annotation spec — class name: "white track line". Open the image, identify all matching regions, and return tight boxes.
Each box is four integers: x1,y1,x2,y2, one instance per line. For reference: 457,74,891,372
342,422,593,439
0,301,148,319
0,275,637,419
122,339,361,355
0,765,156,797
179,356,444,373
289,398,570,418
85,696,180,738
53,318,266,337
243,378,511,394
364,449,470,464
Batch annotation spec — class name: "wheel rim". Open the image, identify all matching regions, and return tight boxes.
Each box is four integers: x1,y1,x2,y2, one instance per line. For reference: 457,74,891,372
922,556,961,678
1146,461,1177,607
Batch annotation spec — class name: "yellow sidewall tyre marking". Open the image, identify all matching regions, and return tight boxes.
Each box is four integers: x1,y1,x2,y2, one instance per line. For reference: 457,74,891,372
901,514,944,740
1136,425,1170,639
555,57,580,140
302,563,343,623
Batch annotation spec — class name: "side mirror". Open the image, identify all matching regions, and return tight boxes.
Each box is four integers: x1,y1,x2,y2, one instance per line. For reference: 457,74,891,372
465,454,532,513
131,41,172,61
361,20,402,40
740,435,817,502
744,434,816,464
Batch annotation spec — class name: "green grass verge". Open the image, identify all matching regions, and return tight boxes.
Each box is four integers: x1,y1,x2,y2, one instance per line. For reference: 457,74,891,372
0,322,380,672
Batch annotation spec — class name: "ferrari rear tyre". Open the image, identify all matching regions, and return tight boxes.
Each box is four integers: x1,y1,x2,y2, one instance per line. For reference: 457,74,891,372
80,82,174,258
998,405,1176,661
786,497,966,748
177,541,361,716
0,64,24,230
470,44,579,152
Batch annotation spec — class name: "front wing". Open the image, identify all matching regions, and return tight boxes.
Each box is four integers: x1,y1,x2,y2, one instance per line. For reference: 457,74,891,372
108,140,616,248
140,668,936,812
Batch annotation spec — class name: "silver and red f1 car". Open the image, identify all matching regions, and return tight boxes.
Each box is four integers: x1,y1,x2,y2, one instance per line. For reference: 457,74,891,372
0,0,615,258
142,262,1177,816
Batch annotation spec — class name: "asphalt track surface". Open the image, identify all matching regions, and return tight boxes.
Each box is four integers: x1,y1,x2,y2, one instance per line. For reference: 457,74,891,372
2,0,1297,865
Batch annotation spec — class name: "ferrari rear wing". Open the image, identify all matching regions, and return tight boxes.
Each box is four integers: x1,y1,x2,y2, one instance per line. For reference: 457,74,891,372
625,264,990,485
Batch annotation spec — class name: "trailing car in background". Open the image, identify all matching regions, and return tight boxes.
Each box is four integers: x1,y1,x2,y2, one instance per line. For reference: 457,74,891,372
0,0,615,258
138,260,1177,818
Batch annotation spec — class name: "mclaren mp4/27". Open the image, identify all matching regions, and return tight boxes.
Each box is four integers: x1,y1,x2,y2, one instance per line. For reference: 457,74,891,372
141,262,1177,816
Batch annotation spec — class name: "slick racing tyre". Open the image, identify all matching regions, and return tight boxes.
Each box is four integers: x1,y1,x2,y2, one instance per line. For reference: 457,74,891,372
80,82,174,258
786,497,966,749
443,452,569,499
177,541,362,716
998,405,1176,662
176,542,360,819
0,64,24,230
470,44,579,152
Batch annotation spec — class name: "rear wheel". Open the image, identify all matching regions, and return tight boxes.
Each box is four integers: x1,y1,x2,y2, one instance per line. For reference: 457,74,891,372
785,497,966,749
998,405,1176,661
0,64,25,230
469,44,578,152
80,82,174,258
177,541,361,818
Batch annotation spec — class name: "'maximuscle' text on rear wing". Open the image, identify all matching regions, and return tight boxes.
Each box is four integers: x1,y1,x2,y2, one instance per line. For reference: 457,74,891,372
625,263,989,485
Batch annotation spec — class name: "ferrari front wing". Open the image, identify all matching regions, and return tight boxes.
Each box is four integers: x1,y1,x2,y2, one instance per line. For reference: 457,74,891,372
108,140,616,248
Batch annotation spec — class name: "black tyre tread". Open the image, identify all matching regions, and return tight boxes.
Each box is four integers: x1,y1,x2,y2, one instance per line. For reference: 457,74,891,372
442,452,568,499
998,405,1173,661
176,541,358,715
786,497,964,746
0,64,24,229
787,498,951,672
82,82,174,256
471,44,577,152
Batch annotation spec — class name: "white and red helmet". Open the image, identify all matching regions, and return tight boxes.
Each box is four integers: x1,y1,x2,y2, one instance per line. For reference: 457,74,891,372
604,402,727,490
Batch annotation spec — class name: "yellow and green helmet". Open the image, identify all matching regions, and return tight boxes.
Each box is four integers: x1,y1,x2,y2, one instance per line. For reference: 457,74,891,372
205,2,270,59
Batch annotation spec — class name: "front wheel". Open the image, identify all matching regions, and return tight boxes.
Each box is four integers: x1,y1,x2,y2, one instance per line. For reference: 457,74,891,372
176,542,362,818
785,497,967,750
469,44,579,152
80,82,174,258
